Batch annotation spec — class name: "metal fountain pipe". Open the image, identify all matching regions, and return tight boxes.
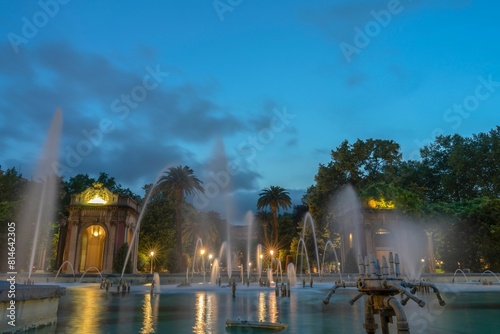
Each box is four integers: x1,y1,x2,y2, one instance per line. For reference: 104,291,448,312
400,287,417,306
370,253,380,276
382,256,389,277
384,296,410,334
323,283,340,305
385,281,426,308
358,254,365,277
364,256,371,277
420,282,446,306
394,254,401,277
349,292,364,305
323,281,357,305
389,252,395,277
364,295,377,334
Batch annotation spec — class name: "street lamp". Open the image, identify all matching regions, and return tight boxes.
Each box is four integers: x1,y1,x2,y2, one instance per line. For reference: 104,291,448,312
150,251,155,274
270,249,274,271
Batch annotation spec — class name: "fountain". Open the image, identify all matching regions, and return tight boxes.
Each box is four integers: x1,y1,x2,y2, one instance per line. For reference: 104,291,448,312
210,258,220,285
190,238,205,284
54,261,76,282
79,267,103,283
300,213,321,275
480,270,500,284
287,263,297,286
245,211,253,282
295,238,312,281
1,110,66,332
16,109,62,279
324,252,446,333
452,269,470,283
256,244,263,281
152,273,160,293
267,268,273,285
321,240,343,282
217,241,232,280
119,167,168,280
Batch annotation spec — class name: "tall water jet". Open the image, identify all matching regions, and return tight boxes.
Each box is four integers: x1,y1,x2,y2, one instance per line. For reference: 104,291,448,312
218,241,232,280
321,240,342,281
17,109,62,279
256,244,263,281
120,165,172,280
152,272,160,293
245,211,253,281
300,213,321,275
287,263,296,286
191,238,205,283
202,138,235,279
333,185,363,272
210,258,220,285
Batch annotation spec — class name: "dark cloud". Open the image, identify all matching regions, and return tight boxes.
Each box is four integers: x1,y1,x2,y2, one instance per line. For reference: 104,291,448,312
0,40,282,208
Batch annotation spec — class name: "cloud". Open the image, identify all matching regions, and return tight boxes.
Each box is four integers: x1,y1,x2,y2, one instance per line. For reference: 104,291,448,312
0,40,296,210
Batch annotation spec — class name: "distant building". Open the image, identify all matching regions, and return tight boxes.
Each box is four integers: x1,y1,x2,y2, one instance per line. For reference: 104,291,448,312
60,183,140,274
338,199,435,275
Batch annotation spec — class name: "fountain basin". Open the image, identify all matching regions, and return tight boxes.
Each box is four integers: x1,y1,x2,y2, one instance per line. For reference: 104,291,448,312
0,282,65,333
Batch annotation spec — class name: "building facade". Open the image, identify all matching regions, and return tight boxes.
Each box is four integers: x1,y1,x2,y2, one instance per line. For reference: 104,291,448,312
61,183,140,274
338,200,435,275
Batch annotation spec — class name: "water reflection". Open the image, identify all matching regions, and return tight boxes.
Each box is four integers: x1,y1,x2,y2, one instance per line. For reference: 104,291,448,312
193,292,216,333
62,287,105,333
141,293,159,333
257,291,278,323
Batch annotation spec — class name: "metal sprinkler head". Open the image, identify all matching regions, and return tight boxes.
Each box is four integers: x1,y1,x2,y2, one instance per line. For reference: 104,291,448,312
323,252,446,333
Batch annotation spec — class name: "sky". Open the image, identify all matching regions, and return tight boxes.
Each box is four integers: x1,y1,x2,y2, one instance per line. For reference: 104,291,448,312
1,0,499,223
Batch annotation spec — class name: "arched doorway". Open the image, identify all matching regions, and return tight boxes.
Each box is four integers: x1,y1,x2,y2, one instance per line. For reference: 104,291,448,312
79,225,106,272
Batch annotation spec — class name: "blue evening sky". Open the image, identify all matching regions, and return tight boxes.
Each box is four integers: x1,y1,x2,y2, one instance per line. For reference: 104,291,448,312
1,0,499,223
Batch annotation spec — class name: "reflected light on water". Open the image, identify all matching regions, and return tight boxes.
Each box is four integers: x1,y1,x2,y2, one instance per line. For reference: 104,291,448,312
64,288,105,333
141,293,159,333
258,292,267,322
193,293,215,333
258,292,278,323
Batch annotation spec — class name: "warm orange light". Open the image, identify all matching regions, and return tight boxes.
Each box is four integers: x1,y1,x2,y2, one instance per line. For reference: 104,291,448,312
150,251,155,257
200,249,205,256
368,198,395,209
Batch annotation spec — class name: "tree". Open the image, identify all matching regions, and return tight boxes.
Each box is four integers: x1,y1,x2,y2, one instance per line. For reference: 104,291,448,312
155,166,204,259
0,167,25,202
113,243,132,273
305,138,402,227
257,186,292,245
182,208,221,252
255,211,272,245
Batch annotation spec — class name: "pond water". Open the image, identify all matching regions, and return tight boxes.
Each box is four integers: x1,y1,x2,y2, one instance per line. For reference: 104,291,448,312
29,282,500,333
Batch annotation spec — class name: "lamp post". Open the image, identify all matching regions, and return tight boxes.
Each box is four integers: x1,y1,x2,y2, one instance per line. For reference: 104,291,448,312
270,249,274,272
208,253,213,275
201,249,206,284
150,251,155,274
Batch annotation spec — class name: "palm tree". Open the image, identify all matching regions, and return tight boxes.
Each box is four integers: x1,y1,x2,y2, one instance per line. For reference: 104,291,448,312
255,211,272,246
257,186,292,244
156,165,204,258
